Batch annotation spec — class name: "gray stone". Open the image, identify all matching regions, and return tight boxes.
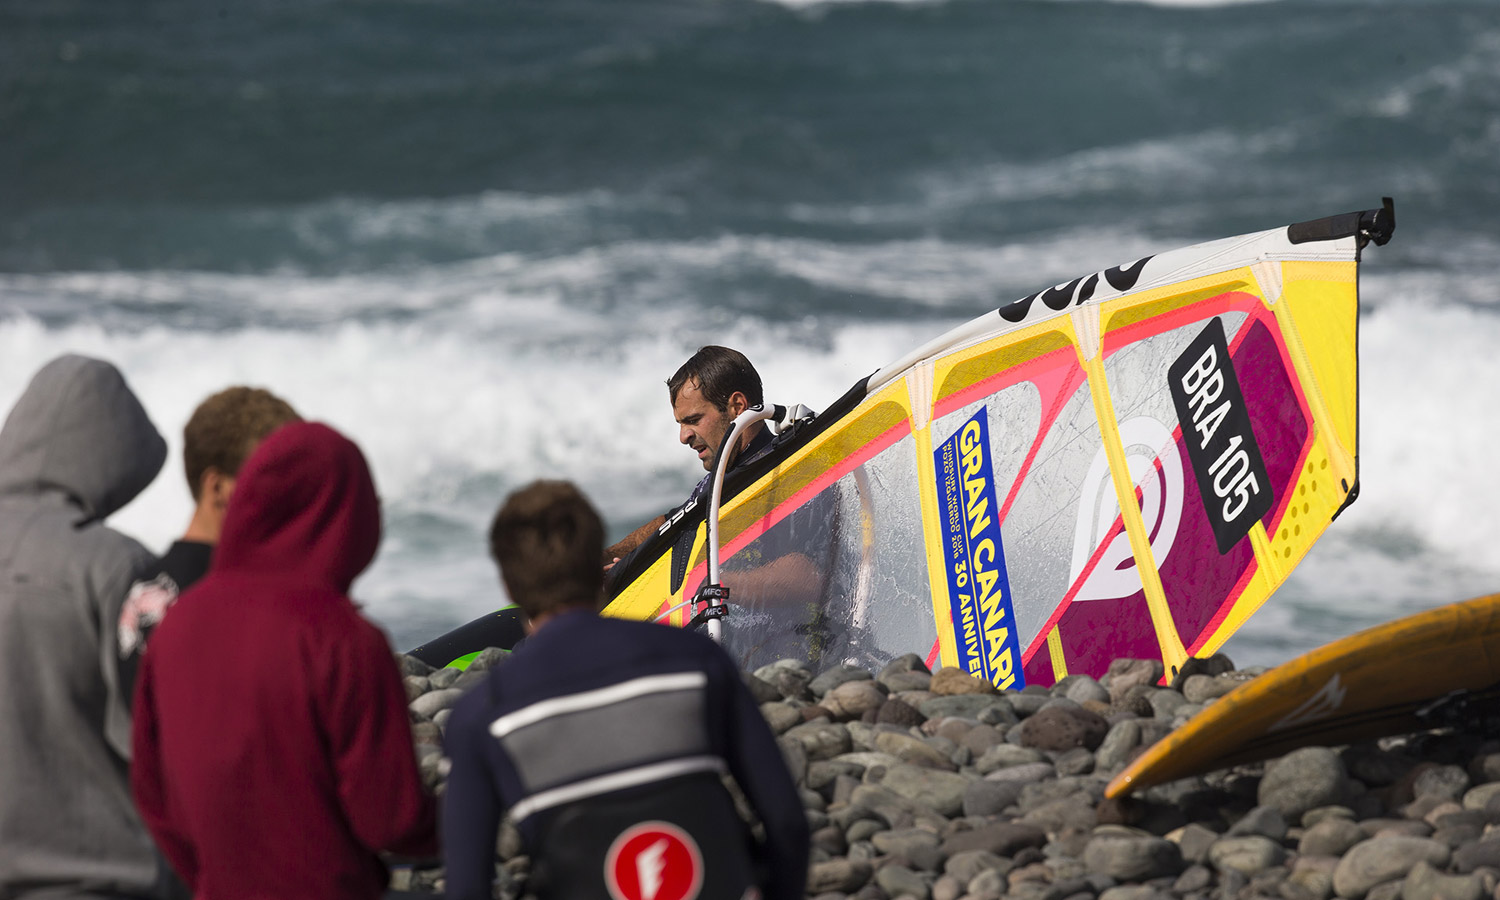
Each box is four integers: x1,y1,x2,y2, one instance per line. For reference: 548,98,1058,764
826,681,890,721
1106,659,1166,705
1462,782,1500,811
397,654,433,677
846,818,886,844
1225,805,1288,841
874,864,931,900
974,744,1048,775
811,663,875,697
1018,705,1110,752
1178,674,1239,704
959,724,1006,758
1165,822,1220,866
875,732,960,771
1146,689,1187,720
409,688,464,718
1095,719,1144,772
1060,675,1110,706
1082,834,1184,881
872,826,941,857
963,780,1022,818
1054,747,1095,777
1290,856,1339,900
941,821,1048,857
428,667,461,690
1299,815,1365,857
1206,835,1286,874
808,858,874,894
1414,764,1471,803
944,849,1011,884
743,672,782,704
465,646,510,672
403,675,430,702
1020,792,1097,835
1401,860,1484,900
778,737,808,785
761,702,803,734
984,761,1056,786
919,695,1011,721
876,698,928,729
967,867,1007,898
878,764,973,818
1172,863,1213,893
785,721,853,761
930,667,1001,696
882,670,934,693
1259,746,1351,822
1452,837,1500,873
755,659,814,701
931,874,963,900
1332,836,1451,899
1303,805,1358,828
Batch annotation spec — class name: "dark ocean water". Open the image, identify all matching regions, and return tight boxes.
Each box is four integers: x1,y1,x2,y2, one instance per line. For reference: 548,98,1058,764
3,0,1498,661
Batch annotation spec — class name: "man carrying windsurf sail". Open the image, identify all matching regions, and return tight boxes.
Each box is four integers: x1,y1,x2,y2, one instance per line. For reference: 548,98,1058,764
604,345,861,670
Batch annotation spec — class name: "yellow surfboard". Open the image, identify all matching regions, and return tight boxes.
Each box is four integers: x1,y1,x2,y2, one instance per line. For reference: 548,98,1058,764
1107,592,1500,798
605,202,1396,687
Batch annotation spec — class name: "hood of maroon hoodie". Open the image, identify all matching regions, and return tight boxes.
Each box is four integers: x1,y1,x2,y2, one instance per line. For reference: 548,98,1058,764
211,421,380,593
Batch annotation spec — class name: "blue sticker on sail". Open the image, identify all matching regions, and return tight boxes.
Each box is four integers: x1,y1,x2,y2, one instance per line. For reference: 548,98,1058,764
934,407,1024,690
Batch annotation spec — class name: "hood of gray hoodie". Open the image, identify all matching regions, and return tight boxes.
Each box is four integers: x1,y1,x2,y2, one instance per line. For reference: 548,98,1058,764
0,354,166,520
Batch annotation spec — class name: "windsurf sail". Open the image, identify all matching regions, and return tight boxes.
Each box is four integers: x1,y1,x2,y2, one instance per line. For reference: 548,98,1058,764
603,200,1395,687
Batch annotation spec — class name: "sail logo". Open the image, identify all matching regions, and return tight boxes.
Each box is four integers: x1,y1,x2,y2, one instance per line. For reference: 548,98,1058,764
1269,673,1347,733
1169,318,1272,554
1069,417,1185,602
935,407,1024,690
998,256,1154,324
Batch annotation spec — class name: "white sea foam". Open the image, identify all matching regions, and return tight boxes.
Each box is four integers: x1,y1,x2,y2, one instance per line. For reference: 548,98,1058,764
1,246,1493,653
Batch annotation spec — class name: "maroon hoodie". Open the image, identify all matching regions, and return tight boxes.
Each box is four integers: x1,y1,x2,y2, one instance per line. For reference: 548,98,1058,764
131,422,437,899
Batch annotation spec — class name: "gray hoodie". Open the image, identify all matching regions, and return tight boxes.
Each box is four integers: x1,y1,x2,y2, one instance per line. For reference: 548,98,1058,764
0,355,170,899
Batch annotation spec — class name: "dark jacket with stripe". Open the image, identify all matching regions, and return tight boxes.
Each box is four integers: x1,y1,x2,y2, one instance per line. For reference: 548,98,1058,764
442,609,809,900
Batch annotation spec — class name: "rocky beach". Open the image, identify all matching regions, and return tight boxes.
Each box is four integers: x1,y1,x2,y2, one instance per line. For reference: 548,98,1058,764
397,650,1500,900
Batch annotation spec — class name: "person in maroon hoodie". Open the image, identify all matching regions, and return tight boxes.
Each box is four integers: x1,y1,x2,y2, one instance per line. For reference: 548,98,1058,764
130,421,437,900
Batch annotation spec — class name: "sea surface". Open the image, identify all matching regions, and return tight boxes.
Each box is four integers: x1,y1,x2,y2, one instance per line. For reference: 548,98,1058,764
3,0,1498,665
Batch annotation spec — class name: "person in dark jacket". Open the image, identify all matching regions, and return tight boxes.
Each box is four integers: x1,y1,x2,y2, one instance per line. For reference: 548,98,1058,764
0,354,172,899
130,421,437,900
118,385,301,698
443,479,810,900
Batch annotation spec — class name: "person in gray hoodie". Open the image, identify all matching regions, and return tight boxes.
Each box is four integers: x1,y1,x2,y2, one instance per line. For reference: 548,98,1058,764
0,354,173,899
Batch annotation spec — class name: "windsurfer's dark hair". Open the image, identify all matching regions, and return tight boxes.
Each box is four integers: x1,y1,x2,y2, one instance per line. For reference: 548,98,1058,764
667,345,763,411
489,480,606,619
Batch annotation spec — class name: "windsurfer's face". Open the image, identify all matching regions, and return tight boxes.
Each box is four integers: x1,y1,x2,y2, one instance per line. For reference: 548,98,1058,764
673,380,744,472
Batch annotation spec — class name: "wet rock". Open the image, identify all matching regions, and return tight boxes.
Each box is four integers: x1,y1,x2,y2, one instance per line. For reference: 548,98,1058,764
1400,860,1485,900
809,858,874,894
941,821,1048,857
1207,835,1286,874
1106,659,1165,704
825,681,889,721
397,654,433,678
1332,836,1451,899
811,664,875,697
876,698,927,729
878,764,973,818
1178,674,1239,704
1081,833,1184,881
920,695,1011,721
1019,706,1110,753
874,864,930,899
930,667,1000,696
1260,746,1352,821
785,721,853,761
410,688,464,719
962,779,1022,818
743,672,782,704
1300,815,1367,857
